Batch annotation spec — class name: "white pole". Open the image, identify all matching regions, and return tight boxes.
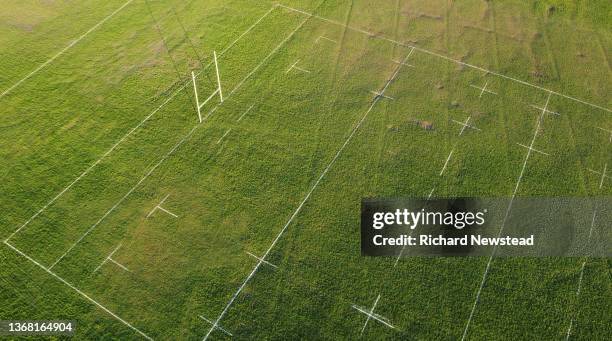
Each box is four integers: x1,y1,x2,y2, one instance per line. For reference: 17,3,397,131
213,51,223,102
191,71,202,122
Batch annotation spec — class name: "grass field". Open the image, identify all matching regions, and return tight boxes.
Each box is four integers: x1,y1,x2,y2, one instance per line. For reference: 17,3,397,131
1,0,610,340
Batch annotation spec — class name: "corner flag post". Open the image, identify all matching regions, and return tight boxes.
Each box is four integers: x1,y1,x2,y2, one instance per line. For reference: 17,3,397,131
213,51,223,102
191,71,202,122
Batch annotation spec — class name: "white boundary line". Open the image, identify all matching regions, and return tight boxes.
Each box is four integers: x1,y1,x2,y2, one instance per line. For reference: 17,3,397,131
276,3,611,114
202,47,413,341
5,5,279,243
588,165,610,189
3,240,152,340
565,210,597,340
461,92,552,340
237,105,254,122
598,164,607,189
439,149,454,176
0,0,135,100
216,128,232,144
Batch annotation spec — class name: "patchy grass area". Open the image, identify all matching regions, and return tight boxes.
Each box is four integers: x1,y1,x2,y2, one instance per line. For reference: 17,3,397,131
1,0,610,339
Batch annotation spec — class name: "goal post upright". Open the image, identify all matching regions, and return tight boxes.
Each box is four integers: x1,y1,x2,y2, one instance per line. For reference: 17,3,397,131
191,71,203,123
213,51,223,102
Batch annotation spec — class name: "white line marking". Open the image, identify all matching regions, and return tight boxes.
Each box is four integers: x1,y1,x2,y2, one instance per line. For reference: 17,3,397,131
599,164,607,189
565,318,575,341
157,206,178,218
286,60,299,73
462,92,552,340
588,165,610,189
587,210,597,240
221,6,279,56
352,294,396,334
202,46,414,341
530,104,560,116
293,65,310,73
199,316,233,336
5,5,278,243
352,305,396,330
92,258,109,273
315,35,337,44
213,51,224,102
596,127,612,142
370,90,394,100
452,116,481,136
516,143,549,156
286,60,310,74
276,3,610,113
93,243,131,274
217,128,232,144
427,188,435,200
246,251,278,269
146,194,168,218
93,243,123,273
237,105,254,122
199,89,221,110
392,60,414,67
439,149,454,176
108,258,130,272
565,210,597,340
3,240,152,340
470,81,497,98
0,0,135,100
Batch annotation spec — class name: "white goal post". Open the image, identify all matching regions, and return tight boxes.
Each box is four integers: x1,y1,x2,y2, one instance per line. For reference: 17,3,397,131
191,50,224,122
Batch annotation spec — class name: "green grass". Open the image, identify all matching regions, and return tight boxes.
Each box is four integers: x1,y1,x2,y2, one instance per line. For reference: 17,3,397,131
1,0,610,340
